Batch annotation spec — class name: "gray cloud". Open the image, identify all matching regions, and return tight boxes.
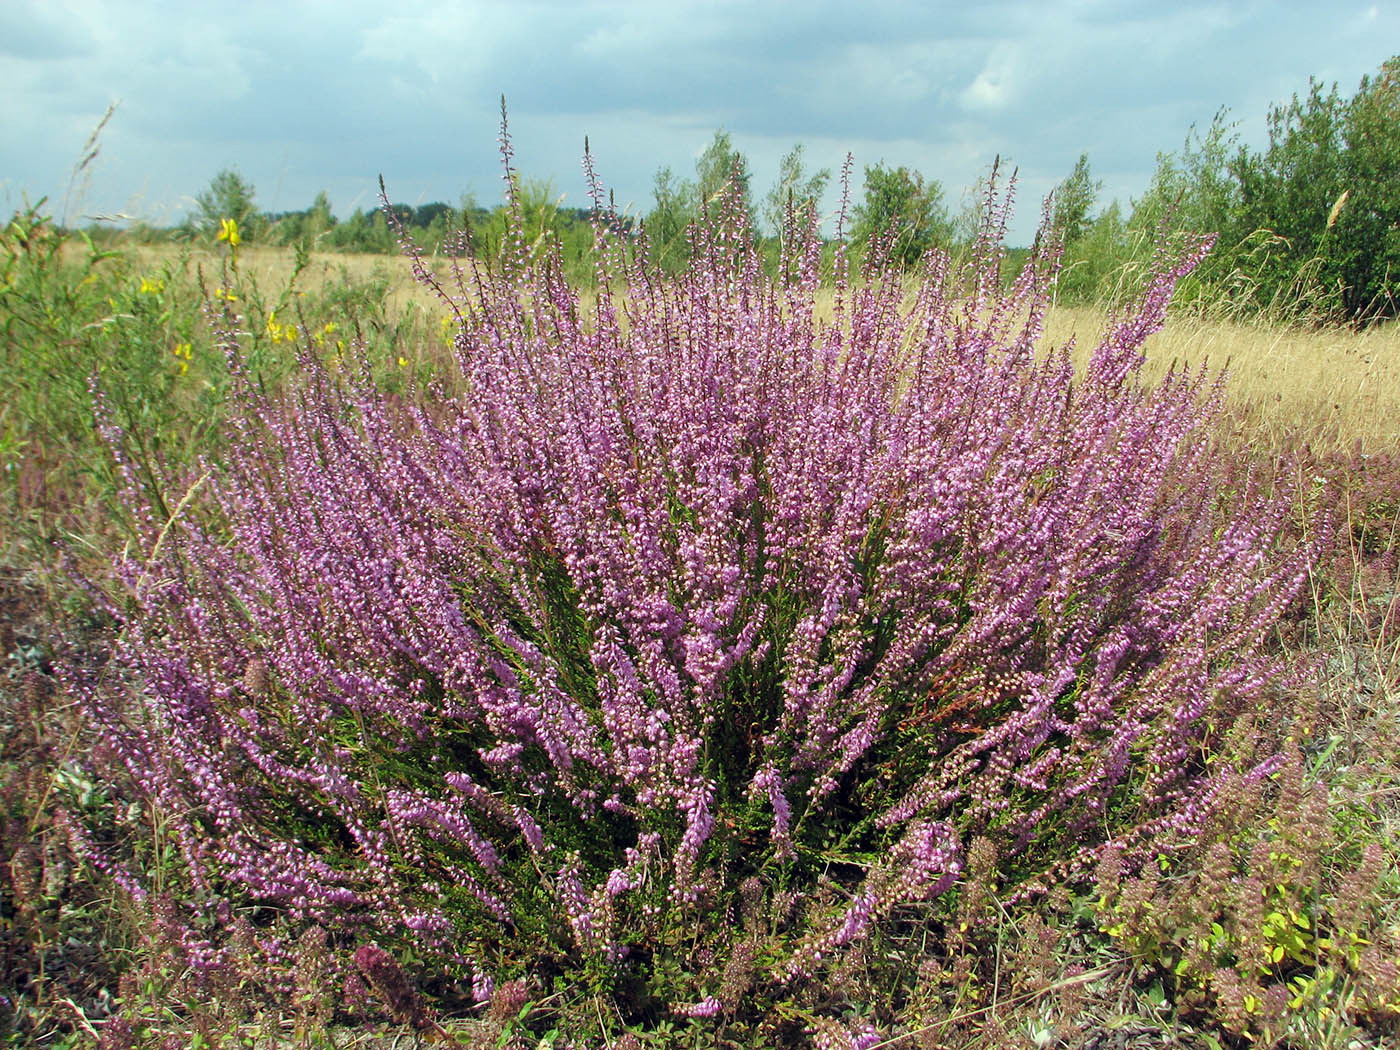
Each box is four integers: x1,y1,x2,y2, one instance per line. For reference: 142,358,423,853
3,0,1396,243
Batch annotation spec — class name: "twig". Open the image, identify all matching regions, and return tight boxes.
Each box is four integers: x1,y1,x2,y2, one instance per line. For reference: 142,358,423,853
866,961,1123,1049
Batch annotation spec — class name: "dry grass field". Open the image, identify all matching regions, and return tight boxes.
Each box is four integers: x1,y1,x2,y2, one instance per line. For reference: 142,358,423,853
127,244,1400,456
1046,304,1400,454
124,242,444,313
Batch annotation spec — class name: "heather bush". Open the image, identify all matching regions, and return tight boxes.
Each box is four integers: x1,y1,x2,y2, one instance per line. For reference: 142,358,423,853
71,134,1317,1041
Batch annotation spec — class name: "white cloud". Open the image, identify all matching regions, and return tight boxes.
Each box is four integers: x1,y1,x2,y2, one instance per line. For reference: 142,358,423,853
577,16,681,59
356,10,503,90
959,47,1019,112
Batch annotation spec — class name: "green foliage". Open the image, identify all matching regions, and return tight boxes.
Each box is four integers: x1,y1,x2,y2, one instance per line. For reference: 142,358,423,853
0,203,219,551
694,128,755,226
193,168,258,239
264,190,337,249
1055,201,1135,304
0,210,461,1045
1054,57,1400,324
763,144,830,260
1050,153,1101,247
645,166,696,274
1,576,125,1046
1230,58,1400,322
284,181,606,280
1054,114,1244,312
322,207,396,254
1337,58,1400,320
1132,110,1240,244
0,199,450,574
1092,730,1400,1043
478,174,596,277
645,130,760,275
849,162,953,268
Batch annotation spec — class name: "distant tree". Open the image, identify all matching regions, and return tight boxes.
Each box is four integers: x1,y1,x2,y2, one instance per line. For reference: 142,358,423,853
1054,200,1138,305
1051,153,1101,246
324,208,394,253
263,210,301,246
1334,56,1400,319
1021,56,1398,321
1228,57,1400,321
413,202,454,228
304,190,335,243
763,144,830,244
194,168,258,237
484,176,557,260
420,209,453,254
642,130,758,273
266,190,337,247
645,165,697,274
514,177,564,251
1113,111,1244,312
451,192,493,249
694,129,755,225
455,176,591,275
949,167,999,249
850,163,953,268
1132,110,1239,240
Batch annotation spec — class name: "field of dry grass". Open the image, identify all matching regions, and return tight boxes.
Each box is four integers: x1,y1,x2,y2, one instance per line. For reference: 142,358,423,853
124,242,446,314
1045,304,1400,454
126,244,1400,456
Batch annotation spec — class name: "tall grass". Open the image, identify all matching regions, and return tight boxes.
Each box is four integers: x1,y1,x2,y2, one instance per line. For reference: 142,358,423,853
1044,305,1400,455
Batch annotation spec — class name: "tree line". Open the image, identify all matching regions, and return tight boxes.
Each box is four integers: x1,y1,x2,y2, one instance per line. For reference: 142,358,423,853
104,56,1397,325
1051,56,1399,324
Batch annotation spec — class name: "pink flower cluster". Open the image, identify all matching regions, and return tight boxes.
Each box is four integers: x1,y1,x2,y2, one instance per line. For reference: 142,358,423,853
75,135,1315,1000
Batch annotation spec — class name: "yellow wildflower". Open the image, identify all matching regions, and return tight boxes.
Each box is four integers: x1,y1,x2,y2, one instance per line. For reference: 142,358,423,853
139,276,165,295
217,218,241,247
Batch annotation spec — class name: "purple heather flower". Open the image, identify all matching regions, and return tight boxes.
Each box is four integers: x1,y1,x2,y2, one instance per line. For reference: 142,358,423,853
75,128,1317,1002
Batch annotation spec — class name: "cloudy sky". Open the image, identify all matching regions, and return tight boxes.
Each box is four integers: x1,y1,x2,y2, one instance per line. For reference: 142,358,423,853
3,0,1396,244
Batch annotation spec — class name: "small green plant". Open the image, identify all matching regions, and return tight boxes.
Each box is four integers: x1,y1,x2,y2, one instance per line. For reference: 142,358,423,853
1092,728,1400,1044
0,203,221,558
0,198,450,579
